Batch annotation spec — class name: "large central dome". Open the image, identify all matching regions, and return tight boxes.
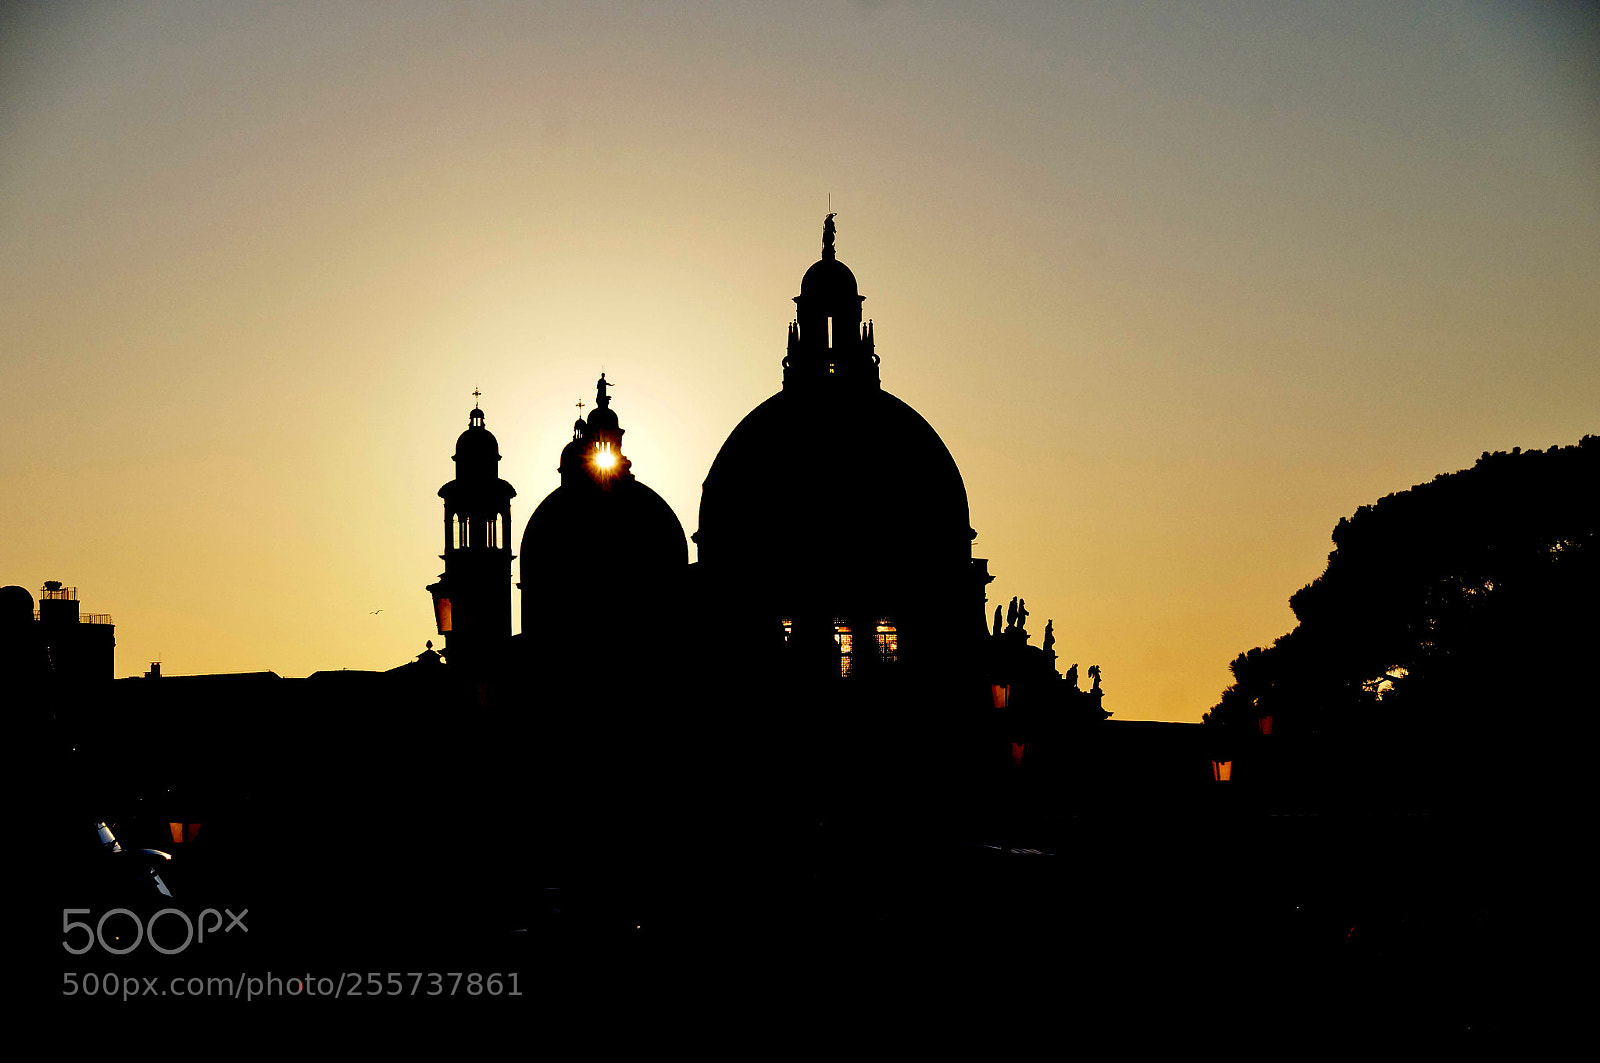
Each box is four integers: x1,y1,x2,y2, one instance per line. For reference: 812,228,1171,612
697,388,971,599
695,218,981,669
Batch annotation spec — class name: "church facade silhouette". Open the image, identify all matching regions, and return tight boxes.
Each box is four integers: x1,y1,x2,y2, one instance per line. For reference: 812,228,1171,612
418,217,1108,806
28,221,1535,1030
429,220,1020,686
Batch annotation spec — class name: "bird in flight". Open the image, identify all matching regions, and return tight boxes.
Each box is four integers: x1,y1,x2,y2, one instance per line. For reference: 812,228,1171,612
370,609,383,614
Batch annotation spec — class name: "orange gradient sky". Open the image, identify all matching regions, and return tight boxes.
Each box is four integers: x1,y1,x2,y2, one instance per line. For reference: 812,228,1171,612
3,2,1596,720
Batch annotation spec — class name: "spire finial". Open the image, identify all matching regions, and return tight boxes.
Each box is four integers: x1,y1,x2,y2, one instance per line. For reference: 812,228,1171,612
822,212,837,260
472,387,482,408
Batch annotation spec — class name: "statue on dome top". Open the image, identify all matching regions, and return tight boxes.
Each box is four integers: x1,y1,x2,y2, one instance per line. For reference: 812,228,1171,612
596,372,613,408
822,213,837,259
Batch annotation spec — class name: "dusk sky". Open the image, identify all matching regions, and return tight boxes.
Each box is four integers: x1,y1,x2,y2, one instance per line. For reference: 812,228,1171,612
3,1,1595,721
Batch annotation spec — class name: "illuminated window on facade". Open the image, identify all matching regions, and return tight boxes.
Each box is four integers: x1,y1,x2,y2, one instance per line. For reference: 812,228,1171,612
875,619,898,664
780,618,793,643
834,623,853,678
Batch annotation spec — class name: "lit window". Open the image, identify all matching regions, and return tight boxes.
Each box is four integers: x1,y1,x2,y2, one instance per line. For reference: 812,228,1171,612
875,619,898,664
780,618,793,643
834,622,853,678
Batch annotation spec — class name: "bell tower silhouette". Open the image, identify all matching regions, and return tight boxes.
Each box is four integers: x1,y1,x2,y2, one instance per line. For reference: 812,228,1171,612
427,398,517,663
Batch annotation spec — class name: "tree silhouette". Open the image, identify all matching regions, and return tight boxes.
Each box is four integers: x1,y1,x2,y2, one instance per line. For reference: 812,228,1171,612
1206,436,1596,801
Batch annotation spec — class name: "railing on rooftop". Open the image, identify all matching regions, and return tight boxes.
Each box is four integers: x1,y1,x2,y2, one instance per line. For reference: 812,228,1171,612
31,611,113,625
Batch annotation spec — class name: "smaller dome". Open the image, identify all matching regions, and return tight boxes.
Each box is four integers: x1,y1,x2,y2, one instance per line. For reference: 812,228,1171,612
587,405,620,434
522,480,687,571
557,434,594,481
455,427,498,457
0,585,34,627
800,257,859,300
454,408,501,467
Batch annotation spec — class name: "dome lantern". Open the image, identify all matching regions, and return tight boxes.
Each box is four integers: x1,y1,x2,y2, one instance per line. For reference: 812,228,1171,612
785,215,878,391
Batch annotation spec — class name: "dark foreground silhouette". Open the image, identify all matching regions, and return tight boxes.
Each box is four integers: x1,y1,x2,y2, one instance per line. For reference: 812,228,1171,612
19,224,1579,1038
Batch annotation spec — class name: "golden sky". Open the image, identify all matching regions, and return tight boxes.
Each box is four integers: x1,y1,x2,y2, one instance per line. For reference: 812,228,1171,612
3,1,1596,720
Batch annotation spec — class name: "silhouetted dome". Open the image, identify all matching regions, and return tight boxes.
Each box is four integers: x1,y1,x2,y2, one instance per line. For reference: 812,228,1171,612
447,406,505,480
521,480,687,577
519,375,687,638
587,404,620,434
698,217,973,608
800,256,859,300
0,585,34,627
455,426,499,465
697,387,972,590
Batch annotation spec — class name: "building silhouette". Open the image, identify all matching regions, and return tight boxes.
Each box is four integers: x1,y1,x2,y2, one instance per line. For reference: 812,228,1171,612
695,216,991,700
453,219,1098,817
426,402,517,665
29,218,1544,1035
1,581,115,687
517,373,687,653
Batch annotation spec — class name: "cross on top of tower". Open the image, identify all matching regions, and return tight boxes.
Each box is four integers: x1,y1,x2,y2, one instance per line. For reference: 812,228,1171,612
472,387,482,408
